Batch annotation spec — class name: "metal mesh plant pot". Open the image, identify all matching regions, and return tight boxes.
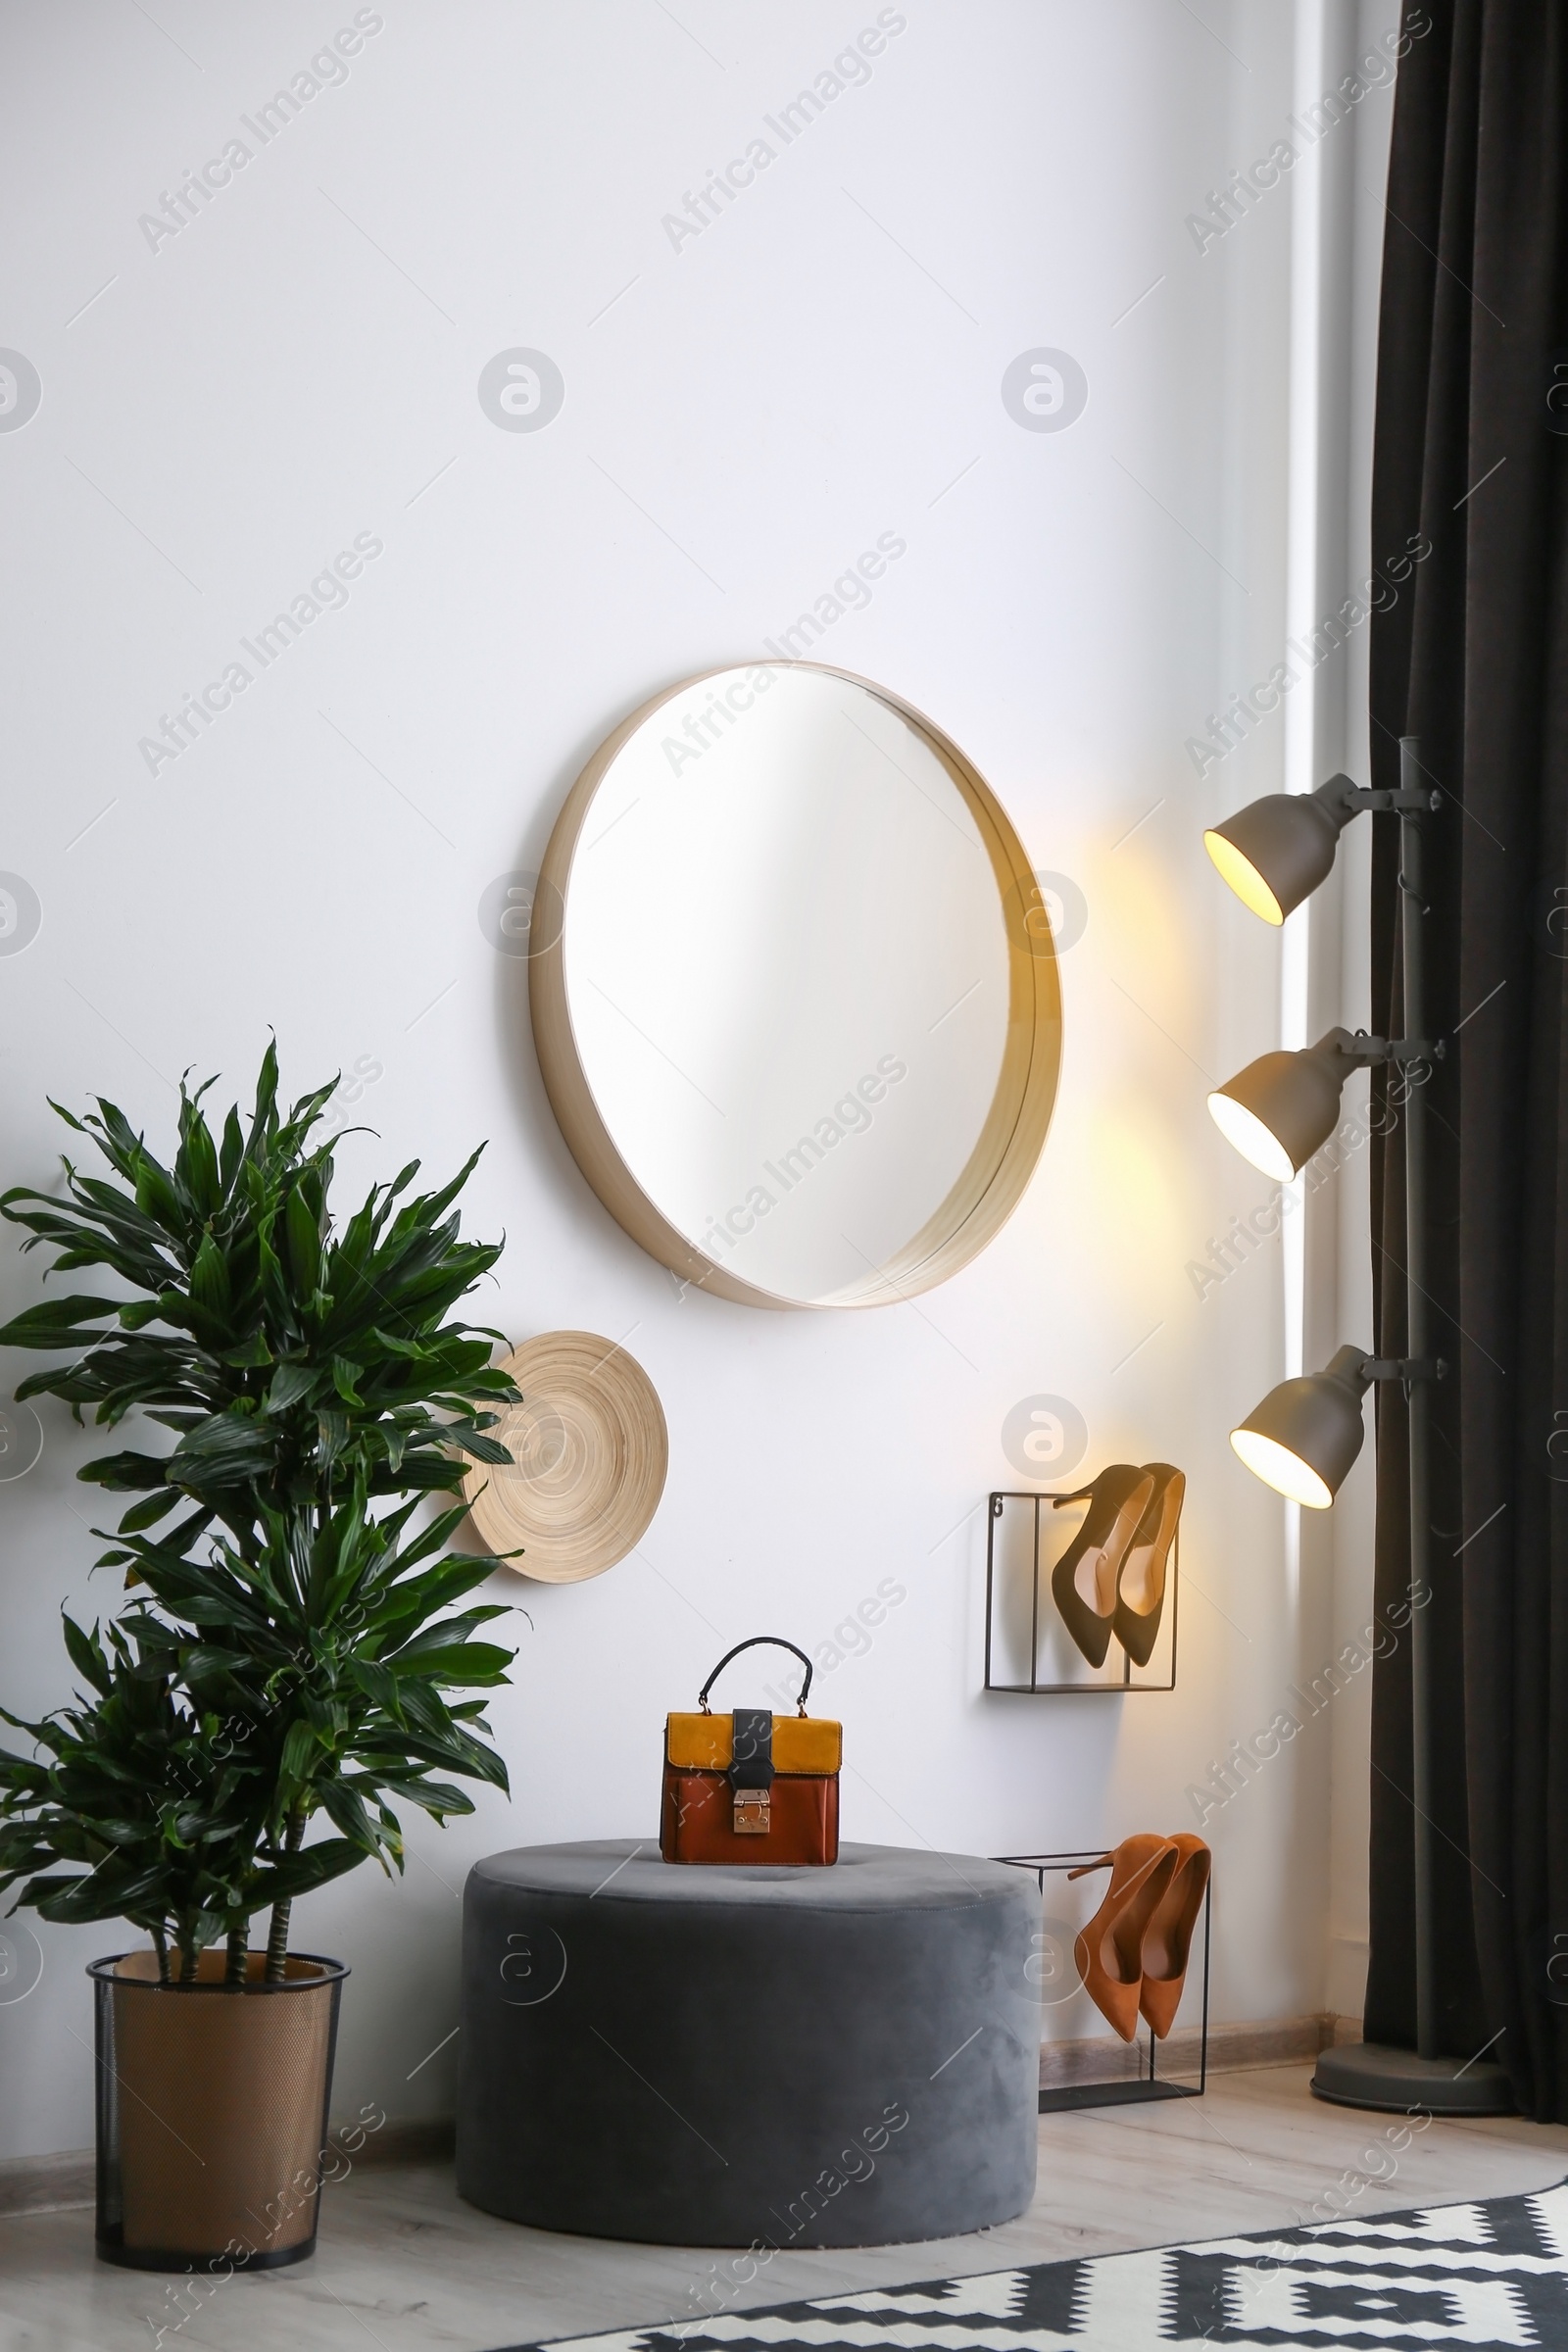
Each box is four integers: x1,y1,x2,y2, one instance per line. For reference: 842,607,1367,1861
89,1949,348,2272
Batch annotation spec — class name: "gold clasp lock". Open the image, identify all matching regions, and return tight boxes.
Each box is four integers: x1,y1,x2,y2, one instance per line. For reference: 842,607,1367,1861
733,1788,770,1835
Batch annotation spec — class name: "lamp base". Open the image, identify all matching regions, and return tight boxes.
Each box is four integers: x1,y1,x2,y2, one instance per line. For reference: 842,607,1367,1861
1311,2038,1514,2116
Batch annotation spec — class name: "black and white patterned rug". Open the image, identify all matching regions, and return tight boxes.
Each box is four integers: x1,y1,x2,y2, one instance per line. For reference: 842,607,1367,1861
505,2181,1568,2350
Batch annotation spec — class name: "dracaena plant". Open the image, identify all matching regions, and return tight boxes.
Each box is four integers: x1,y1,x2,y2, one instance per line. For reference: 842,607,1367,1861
0,1612,274,1984
0,1490,515,1982
0,1039,518,1553
0,1046,522,1981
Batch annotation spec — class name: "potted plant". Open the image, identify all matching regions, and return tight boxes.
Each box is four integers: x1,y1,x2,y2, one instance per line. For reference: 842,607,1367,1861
0,1047,520,2269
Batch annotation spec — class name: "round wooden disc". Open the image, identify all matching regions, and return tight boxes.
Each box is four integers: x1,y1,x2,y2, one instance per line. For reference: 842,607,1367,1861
464,1331,668,1584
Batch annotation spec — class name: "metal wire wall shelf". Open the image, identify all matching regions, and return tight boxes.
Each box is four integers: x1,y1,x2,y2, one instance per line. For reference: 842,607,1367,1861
984,1489,1180,1694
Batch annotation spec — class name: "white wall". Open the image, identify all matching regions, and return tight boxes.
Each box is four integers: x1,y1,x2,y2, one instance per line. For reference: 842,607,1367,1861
0,0,1392,2160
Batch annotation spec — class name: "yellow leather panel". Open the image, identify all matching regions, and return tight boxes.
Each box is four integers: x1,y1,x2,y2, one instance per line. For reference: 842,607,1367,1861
665,1713,842,1774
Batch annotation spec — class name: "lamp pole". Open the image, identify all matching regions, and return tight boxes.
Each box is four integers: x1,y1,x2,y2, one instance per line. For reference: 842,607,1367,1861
1398,733,1437,2061
1205,747,1513,2110
1312,741,1512,2110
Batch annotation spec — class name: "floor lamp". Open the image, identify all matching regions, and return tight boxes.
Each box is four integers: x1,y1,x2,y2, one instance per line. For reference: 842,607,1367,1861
1202,736,1513,2116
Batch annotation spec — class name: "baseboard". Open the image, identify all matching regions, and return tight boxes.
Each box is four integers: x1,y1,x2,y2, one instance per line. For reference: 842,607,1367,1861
1039,2012,1359,2090
353,2116,457,2166
0,2116,458,2219
0,2148,95,2218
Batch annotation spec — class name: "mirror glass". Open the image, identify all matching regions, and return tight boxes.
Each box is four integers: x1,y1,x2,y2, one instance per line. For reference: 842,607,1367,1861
534,662,1059,1308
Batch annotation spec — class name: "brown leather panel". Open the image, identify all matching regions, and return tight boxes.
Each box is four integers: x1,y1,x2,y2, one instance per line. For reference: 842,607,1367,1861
659,1767,839,1865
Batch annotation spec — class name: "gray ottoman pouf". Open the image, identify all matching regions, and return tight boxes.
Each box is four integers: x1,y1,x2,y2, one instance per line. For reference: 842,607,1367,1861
457,1839,1038,2247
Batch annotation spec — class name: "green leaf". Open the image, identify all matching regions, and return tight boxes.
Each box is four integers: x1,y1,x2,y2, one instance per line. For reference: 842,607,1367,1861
374,1776,474,1819
264,1363,317,1414
279,1719,324,1785
390,1640,514,1686
248,1039,280,1148
168,1412,276,1490
219,1105,245,1196
75,1451,172,1493
0,1295,120,1348
248,1837,361,1905
179,1107,221,1216
318,1780,379,1850
118,1489,182,1534
132,1156,185,1234
450,1428,514,1466
118,1298,178,1334
220,1330,272,1368
189,1234,231,1320
283,1186,321,1298
61,1615,112,1696
347,1657,403,1719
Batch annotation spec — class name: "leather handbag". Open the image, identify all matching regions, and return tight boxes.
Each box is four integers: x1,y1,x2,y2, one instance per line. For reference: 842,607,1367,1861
661,1638,841,1866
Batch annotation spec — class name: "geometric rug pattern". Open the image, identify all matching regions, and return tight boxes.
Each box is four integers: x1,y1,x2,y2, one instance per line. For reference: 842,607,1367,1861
507,2180,1568,2350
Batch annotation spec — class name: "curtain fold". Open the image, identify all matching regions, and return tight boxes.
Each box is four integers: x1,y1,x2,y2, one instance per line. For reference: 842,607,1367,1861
1367,0,1568,2119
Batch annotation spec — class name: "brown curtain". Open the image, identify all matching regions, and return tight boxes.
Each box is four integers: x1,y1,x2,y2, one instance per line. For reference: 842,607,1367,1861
1366,0,1568,2117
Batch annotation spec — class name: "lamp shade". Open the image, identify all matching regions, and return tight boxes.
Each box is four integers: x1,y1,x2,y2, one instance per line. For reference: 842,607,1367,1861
1208,1030,1355,1181
1203,777,1356,924
1230,1344,1371,1508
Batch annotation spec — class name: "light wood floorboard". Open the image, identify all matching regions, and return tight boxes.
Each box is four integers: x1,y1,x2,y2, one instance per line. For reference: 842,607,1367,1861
0,2063,1564,2352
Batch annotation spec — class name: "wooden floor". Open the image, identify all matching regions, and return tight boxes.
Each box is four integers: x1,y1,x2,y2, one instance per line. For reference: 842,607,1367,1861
3,2064,1565,2352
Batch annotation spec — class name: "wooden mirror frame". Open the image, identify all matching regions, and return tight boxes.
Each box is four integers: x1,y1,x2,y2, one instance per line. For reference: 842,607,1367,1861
528,662,1063,1310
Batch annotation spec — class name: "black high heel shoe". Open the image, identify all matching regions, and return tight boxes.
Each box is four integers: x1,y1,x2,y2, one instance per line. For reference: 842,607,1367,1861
1050,1465,1156,1667
1114,1464,1185,1668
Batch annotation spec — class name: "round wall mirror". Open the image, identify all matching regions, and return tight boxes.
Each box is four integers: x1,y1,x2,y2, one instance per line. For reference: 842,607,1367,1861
529,662,1061,1308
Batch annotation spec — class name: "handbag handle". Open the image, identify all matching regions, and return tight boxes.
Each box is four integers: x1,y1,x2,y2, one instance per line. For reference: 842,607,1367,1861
698,1637,813,1716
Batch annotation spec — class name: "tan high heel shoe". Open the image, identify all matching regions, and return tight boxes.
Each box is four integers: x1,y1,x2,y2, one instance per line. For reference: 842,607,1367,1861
1139,1835,1210,2037
1069,1834,1178,2040
1113,1464,1185,1669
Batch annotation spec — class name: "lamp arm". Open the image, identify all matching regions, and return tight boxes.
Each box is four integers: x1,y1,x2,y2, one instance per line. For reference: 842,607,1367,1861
1315,767,1441,818
1340,782,1443,816
1319,1343,1446,1395
1313,1026,1446,1070
1353,1351,1447,1388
